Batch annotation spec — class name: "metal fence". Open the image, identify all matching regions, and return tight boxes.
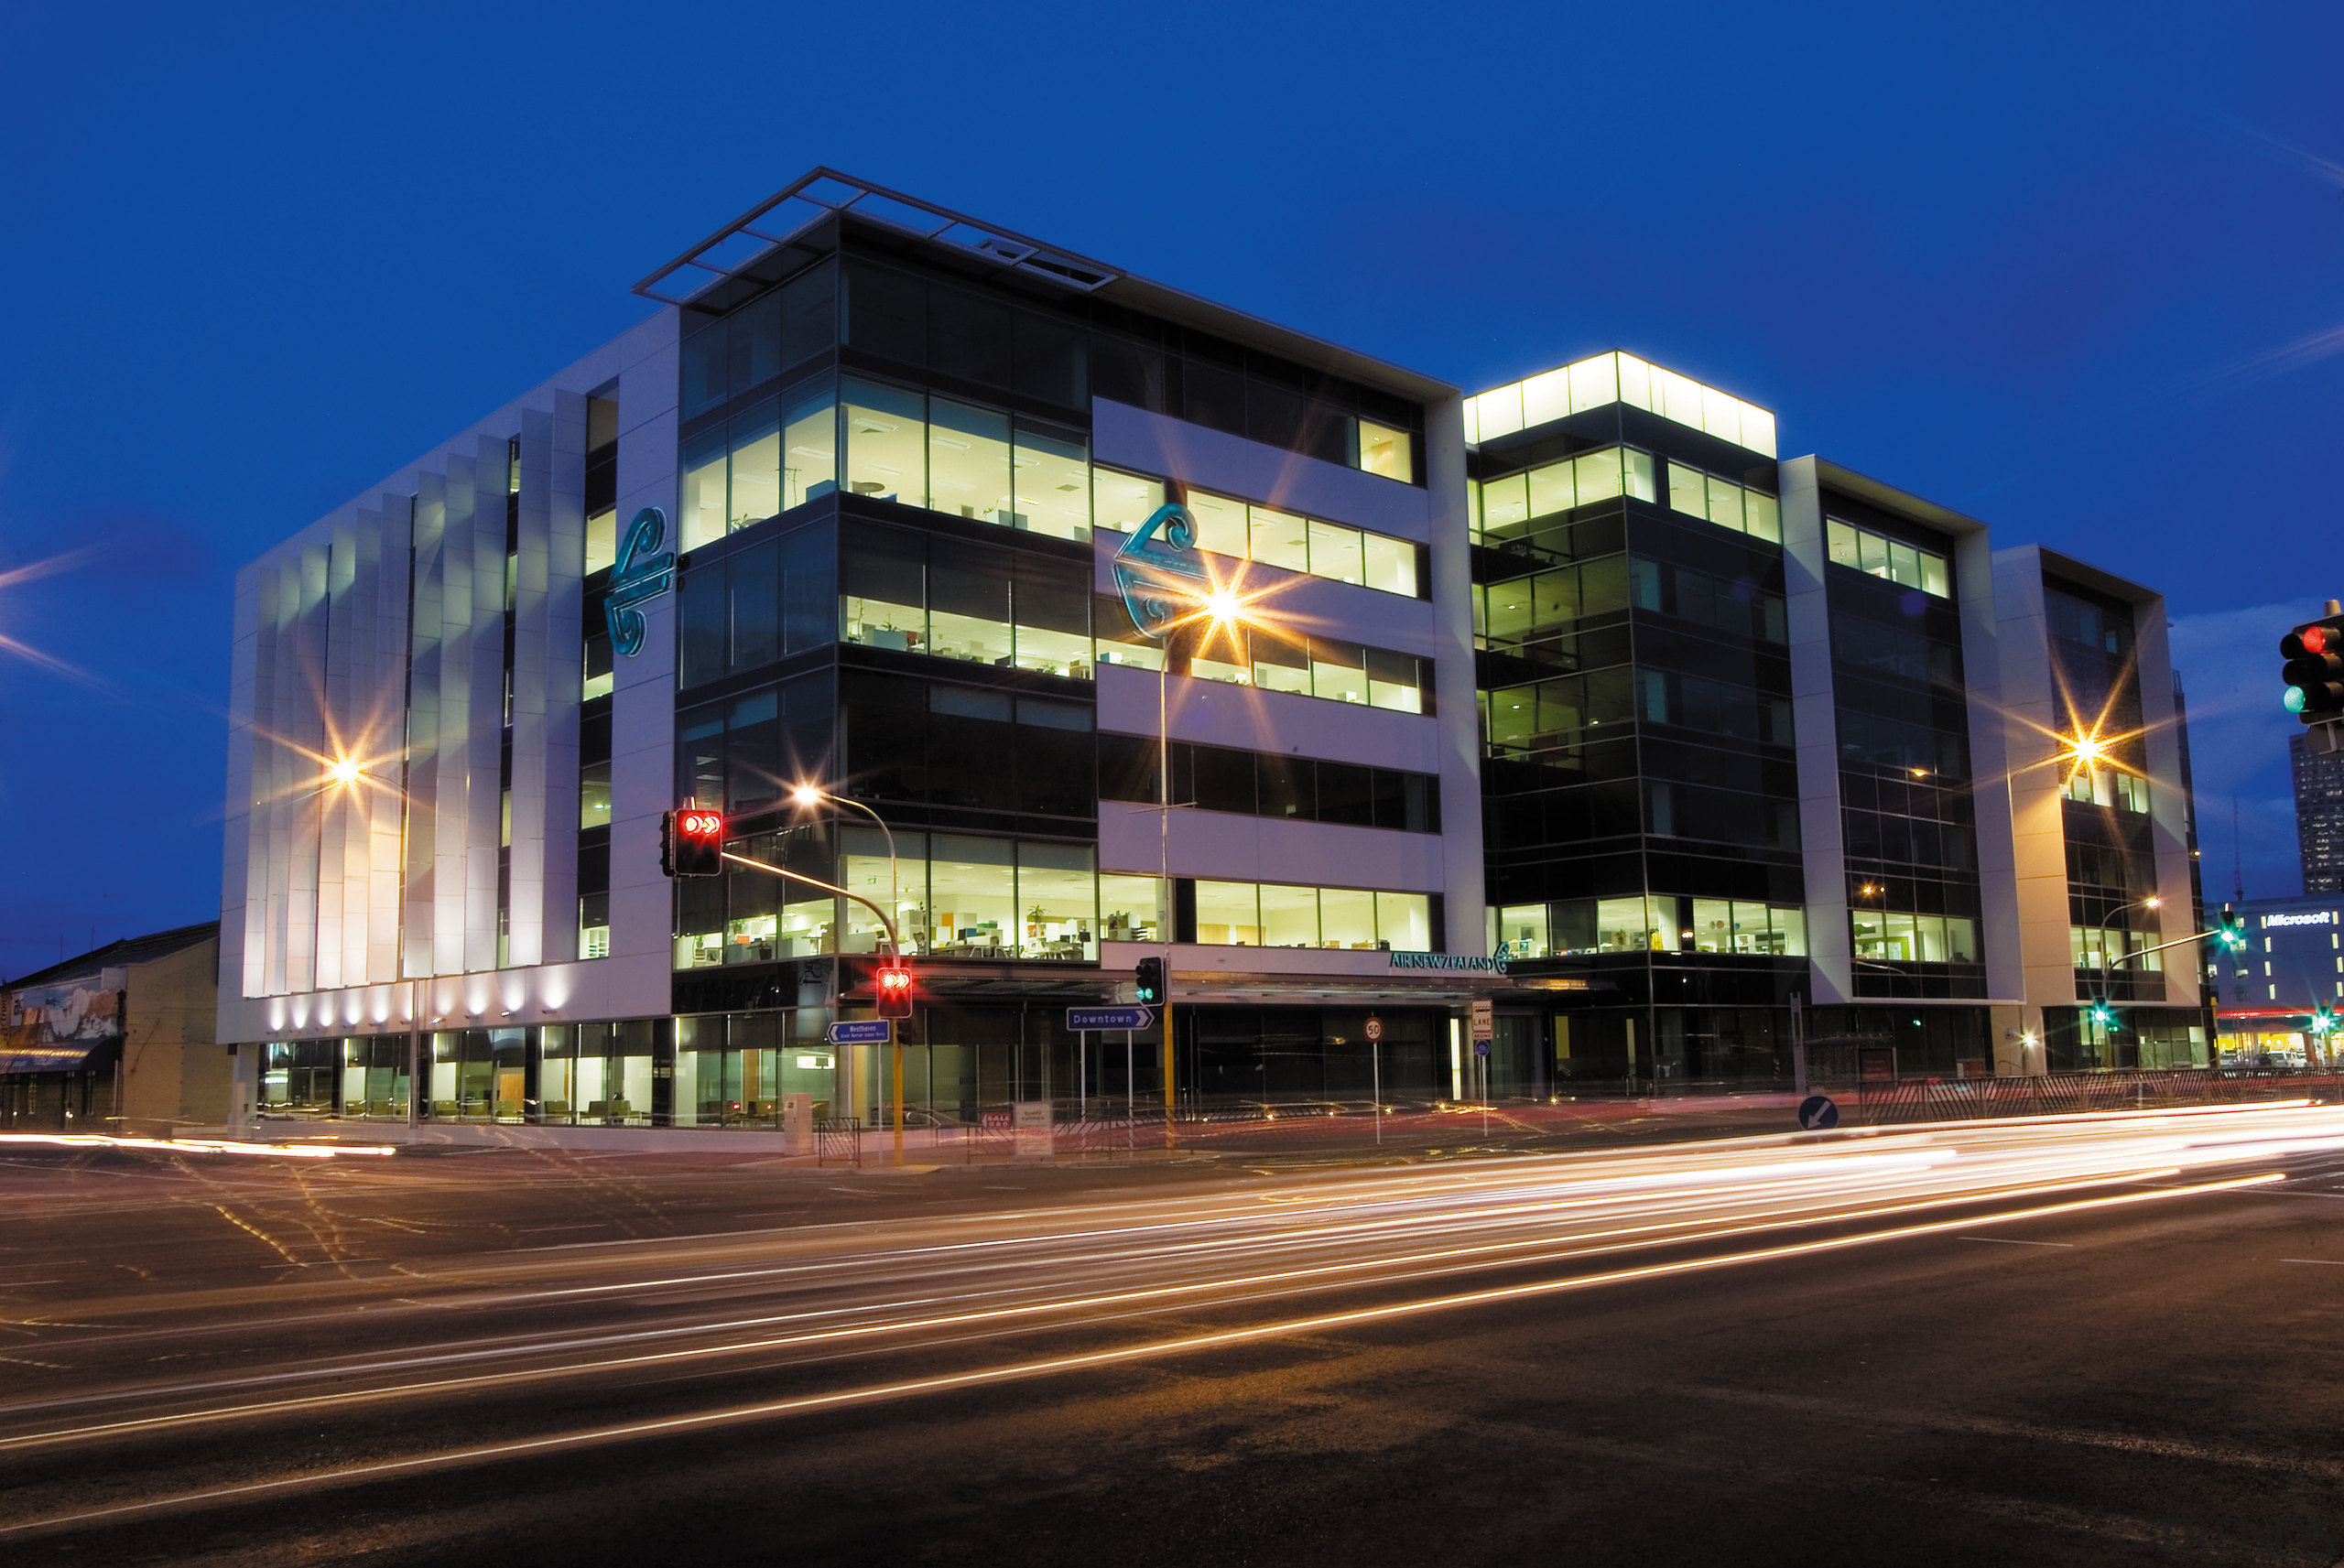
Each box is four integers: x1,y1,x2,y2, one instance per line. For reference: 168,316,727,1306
1824,1069,2344,1125
815,1116,864,1166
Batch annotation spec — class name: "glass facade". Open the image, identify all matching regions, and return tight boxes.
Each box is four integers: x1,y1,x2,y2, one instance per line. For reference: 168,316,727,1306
1470,362,1807,1088
1464,351,1776,457
1825,498,1984,1001
2045,579,2168,1024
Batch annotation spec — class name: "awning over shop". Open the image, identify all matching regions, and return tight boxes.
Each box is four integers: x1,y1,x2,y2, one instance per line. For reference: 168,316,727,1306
0,1036,120,1076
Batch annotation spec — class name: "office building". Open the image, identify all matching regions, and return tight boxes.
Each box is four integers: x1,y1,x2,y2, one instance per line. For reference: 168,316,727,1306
1467,363,2209,1082
2293,732,2344,895
2208,892,2344,1066
216,170,2209,1139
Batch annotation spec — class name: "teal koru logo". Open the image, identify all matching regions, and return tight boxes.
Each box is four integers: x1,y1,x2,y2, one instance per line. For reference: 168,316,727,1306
1113,503,1206,639
605,506,675,657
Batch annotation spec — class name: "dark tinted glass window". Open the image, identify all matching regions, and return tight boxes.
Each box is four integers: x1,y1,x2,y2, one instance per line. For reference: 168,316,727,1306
780,669,834,784
727,689,781,812
1316,761,1374,826
1015,311,1087,408
844,265,925,364
1014,554,1091,635
1100,732,1159,803
1017,698,1095,816
1093,335,1164,410
1192,746,1255,815
780,520,835,655
929,286,1012,387
1182,362,1247,436
842,525,925,605
681,326,727,420
1256,753,1311,819
1245,382,1308,451
679,704,724,805
929,536,1012,623
578,710,613,767
730,290,782,395
781,263,836,368
841,671,926,802
728,540,778,671
926,683,1012,809
678,565,725,689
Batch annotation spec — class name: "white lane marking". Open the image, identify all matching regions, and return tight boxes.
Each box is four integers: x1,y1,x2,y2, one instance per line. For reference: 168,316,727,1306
1957,1237,2073,1248
2280,1257,2344,1265
0,1174,2274,1540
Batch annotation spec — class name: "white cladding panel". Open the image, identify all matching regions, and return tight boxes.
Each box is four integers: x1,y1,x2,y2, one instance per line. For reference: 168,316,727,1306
218,311,678,1044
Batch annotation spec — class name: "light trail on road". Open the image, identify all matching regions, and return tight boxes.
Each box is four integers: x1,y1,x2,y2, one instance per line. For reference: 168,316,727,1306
0,1102,2338,1541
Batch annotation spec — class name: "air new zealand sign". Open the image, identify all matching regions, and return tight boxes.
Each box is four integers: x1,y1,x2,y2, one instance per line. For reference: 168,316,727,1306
605,506,675,656
1388,951,1515,975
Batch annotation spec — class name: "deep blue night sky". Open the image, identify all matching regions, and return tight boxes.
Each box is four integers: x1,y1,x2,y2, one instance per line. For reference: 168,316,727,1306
4,1,2340,975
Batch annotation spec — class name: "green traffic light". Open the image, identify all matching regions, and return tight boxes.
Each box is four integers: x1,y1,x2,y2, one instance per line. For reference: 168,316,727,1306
2286,687,2308,713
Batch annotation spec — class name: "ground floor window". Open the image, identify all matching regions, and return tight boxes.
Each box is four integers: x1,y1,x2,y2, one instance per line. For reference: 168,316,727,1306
263,1038,337,1113
338,1035,410,1118
540,1022,658,1125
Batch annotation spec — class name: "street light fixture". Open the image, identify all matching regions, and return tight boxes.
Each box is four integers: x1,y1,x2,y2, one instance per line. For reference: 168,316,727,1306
2088,894,2165,1065
788,784,903,952
1152,565,1288,1133
320,757,422,1131
782,783,914,1162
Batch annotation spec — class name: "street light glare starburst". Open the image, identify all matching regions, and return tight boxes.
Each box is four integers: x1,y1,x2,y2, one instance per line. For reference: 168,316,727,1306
1151,557,1301,670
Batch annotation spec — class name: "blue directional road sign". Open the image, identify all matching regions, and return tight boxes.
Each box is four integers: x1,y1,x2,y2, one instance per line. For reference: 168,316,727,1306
1473,1038,1491,1057
1067,1006,1155,1032
828,1020,893,1045
1797,1094,1839,1130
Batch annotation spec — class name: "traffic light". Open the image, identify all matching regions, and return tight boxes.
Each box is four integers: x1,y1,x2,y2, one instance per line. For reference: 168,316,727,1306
2089,999,2118,1031
661,807,725,877
1134,957,1166,1006
2283,611,2344,723
2216,903,2250,953
874,961,914,1020
2312,1007,2339,1039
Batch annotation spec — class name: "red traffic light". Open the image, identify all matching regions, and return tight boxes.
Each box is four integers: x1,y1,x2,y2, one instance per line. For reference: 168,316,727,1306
2284,615,2344,723
661,808,726,877
875,963,914,1020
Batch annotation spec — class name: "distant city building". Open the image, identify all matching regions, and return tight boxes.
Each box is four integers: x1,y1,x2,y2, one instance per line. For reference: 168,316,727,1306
2210,892,2344,1066
2292,732,2344,894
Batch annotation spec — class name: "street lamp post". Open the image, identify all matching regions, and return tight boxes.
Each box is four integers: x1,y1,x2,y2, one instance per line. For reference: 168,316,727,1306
789,785,909,1161
719,847,911,1162
2092,895,2163,1067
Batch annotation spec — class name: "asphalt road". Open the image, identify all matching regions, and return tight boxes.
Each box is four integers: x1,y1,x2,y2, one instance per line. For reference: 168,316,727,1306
4,1108,2344,1566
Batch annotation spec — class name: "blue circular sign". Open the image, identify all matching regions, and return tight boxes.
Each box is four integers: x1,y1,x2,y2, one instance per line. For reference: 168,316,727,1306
1797,1094,1839,1130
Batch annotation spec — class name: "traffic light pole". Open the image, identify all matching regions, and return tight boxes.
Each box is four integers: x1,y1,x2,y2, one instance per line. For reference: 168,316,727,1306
719,852,909,1163
2092,925,2241,1060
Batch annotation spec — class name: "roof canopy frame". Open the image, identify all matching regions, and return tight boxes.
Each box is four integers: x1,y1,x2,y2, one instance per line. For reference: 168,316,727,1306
635,167,1123,308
